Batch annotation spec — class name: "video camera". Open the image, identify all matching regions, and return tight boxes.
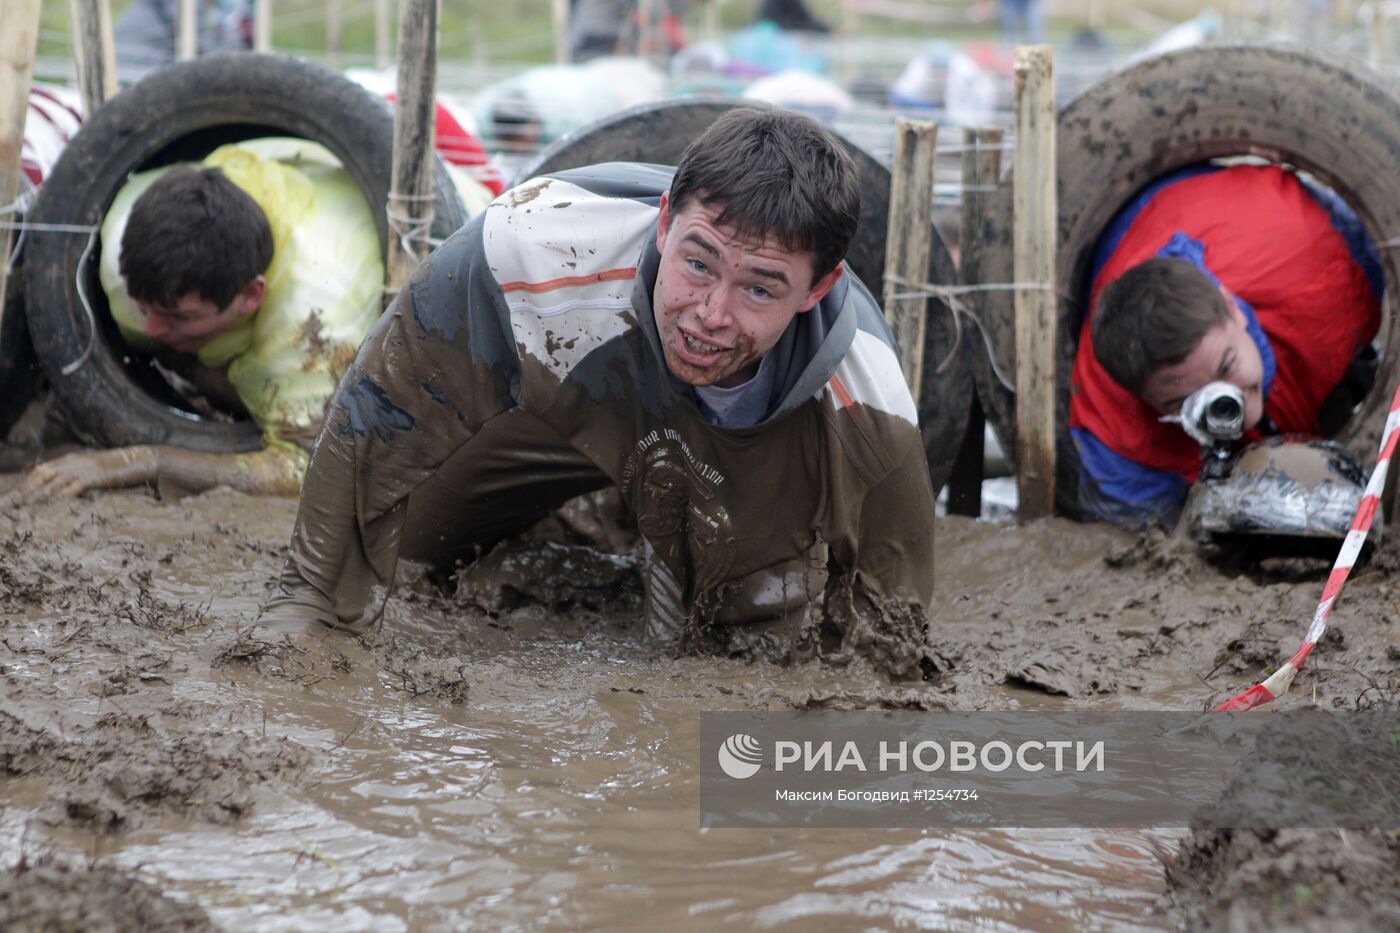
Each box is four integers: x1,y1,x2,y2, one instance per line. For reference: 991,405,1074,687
1161,380,1245,474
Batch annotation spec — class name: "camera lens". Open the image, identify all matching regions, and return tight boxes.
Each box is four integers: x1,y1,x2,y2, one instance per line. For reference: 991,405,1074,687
1207,395,1242,420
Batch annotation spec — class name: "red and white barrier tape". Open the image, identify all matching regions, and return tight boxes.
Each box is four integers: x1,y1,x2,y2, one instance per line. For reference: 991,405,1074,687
1214,378,1400,712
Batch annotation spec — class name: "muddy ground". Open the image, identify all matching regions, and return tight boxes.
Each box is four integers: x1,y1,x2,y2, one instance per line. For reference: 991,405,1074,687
0,462,1396,930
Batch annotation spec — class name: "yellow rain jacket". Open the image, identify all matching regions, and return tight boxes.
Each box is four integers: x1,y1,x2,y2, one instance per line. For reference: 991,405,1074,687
100,138,384,458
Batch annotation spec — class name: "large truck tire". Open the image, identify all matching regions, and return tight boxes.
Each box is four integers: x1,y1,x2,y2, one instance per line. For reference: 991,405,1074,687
517,99,972,493
0,176,40,439
976,43,1400,517
23,53,468,453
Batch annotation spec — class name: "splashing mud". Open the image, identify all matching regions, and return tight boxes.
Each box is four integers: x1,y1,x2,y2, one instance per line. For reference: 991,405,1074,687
1,481,1395,929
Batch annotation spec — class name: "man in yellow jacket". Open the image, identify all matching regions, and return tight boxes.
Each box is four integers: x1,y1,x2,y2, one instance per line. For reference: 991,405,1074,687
7,138,386,502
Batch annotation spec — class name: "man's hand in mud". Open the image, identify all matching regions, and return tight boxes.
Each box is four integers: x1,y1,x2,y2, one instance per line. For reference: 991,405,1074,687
255,612,334,647
2,446,160,506
256,590,350,649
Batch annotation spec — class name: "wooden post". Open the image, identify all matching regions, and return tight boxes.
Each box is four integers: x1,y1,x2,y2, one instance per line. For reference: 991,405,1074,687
948,126,1004,518
327,0,344,71
471,18,486,70
836,0,858,82
386,0,438,296
704,0,721,45
1372,1,1387,68
1012,45,1056,520
375,0,393,70
177,0,198,61
1,0,42,359
1087,0,1104,30
68,0,118,118
881,118,938,399
552,0,571,63
255,0,272,52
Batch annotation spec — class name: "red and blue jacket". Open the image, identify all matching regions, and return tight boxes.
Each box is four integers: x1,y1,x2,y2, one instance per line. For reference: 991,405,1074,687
1068,164,1382,526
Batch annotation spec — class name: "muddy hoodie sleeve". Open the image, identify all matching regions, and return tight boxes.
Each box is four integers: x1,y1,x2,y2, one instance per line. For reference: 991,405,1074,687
262,219,521,633
852,438,937,610
815,320,938,672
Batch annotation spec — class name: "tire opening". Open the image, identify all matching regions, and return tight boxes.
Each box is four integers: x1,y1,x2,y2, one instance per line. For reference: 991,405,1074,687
83,121,379,430
974,44,1400,520
25,54,468,454
1065,155,1387,448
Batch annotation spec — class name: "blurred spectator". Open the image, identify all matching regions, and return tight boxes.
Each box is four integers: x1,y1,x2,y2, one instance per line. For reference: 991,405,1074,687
113,0,253,81
22,83,84,185
570,0,689,62
999,0,1043,45
346,69,507,200
727,20,827,77
891,41,1004,127
469,57,667,154
756,0,830,33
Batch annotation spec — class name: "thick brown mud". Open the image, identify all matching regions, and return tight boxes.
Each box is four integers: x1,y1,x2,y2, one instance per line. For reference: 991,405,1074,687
1,477,1395,930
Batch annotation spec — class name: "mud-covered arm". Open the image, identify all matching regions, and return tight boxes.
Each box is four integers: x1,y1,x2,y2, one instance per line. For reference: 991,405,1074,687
2,445,304,505
852,440,938,613
818,440,938,681
259,224,520,636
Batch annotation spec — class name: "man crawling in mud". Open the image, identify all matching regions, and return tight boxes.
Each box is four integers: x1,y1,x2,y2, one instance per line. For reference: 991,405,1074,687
261,108,937,670
1068,162,1382,527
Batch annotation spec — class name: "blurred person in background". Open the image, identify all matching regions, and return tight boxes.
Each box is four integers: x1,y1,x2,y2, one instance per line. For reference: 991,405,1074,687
113,0,253,81
998,0,1043,44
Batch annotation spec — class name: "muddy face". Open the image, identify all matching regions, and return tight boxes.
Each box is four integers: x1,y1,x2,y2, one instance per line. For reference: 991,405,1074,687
651,194,840,388
134,280,264,355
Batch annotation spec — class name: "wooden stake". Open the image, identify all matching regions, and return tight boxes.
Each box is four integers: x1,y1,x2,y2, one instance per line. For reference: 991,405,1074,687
0,0,41,359
386,0,438,296
881,118,938,400
1012,45,1056,520
1087,0,1104,30
1372,1,1387,68
177,0,198,61
552,0,571,64
375,0,393,70
948,126,1004,518
471,18,486,69
836,0,858,82
255,0,272,53
327,0,344,71
68,0,118,118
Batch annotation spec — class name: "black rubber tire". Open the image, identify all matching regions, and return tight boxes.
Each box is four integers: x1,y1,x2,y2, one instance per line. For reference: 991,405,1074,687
516,98,972,493
23,53,467,452
0,176,41,439
977,43,1400,517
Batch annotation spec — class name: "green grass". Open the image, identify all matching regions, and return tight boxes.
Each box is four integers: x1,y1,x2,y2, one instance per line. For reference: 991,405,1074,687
36,0,1231,68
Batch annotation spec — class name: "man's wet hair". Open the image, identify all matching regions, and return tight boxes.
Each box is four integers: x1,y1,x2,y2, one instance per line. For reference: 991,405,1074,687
1092,257,1233,395
120,165,273,311
668,108,860,283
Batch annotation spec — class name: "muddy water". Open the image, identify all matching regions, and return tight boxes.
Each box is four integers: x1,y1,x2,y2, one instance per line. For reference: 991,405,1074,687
3,485,1394,930
19,652,1175,931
